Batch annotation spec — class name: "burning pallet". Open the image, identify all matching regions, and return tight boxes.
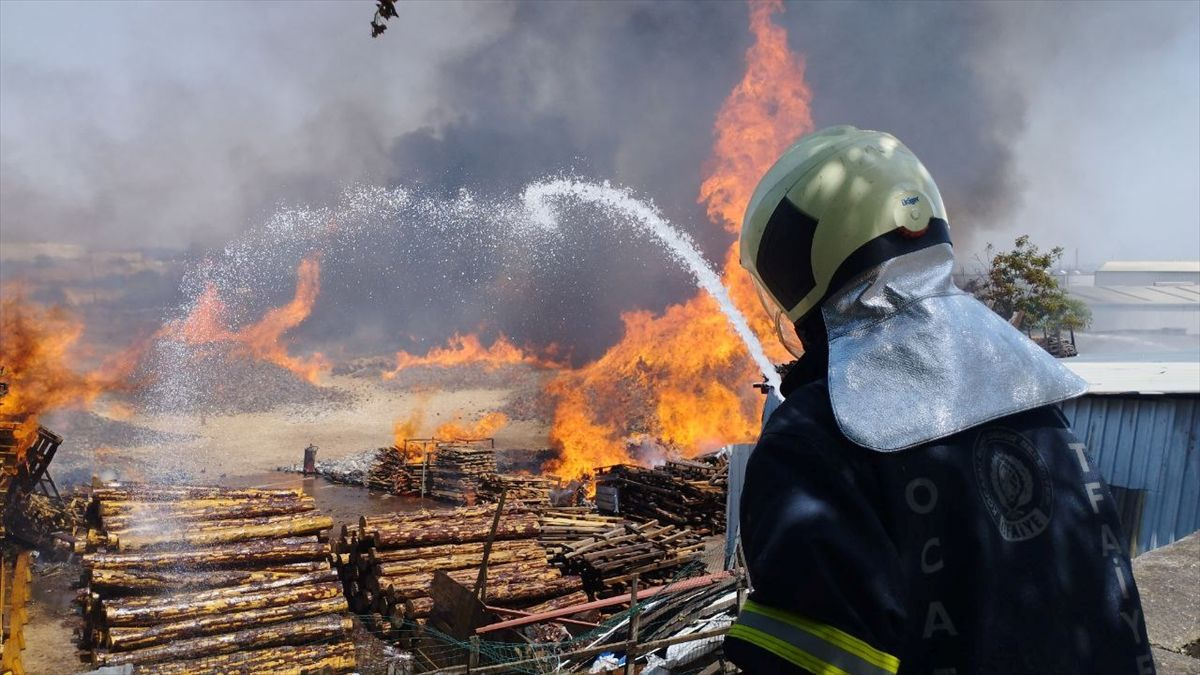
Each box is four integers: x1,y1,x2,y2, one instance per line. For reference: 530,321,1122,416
76,483,355,673
333,504,586,641
595,454,729,535
366,446,426,494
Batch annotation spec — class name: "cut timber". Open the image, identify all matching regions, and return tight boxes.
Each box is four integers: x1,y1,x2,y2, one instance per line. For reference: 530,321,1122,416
375,541,544,577
105,510,326,537
368,538,536,565
133,641,356,675
137,641,355,675
84,537,326,571
105,596,347,651
94,614,352,666
91,485,301,502
106,513,333,551
359,504,503,532
369,513,539,548
100,497,315,529
90,563,329,595
103,577,341,626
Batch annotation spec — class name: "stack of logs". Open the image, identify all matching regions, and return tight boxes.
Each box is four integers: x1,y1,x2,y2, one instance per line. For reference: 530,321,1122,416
553,520,705,598
366,446,425,495
595,455,728,535
77,483,355,673
426,445,497,504
333,504,584,641
477,473,558,505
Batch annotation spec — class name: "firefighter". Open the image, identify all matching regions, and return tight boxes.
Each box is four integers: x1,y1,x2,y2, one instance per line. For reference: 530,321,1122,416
726,125,1154,674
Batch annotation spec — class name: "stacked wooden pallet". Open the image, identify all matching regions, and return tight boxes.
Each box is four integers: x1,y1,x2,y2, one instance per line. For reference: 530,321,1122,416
77,483,354,673
477,473,558,505
537,508,626,557
365,446,425,495
426,445,497,504
553,520,705,598
333,504,584,640
594,455,728,535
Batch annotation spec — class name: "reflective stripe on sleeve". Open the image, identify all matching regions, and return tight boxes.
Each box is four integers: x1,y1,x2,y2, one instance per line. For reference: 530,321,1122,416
728,600,900,675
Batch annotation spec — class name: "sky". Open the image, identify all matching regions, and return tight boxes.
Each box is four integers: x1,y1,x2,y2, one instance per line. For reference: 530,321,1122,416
1,1,1197,267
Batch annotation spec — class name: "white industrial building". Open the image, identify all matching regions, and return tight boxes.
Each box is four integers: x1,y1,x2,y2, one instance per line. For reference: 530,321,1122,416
1070,260,1200,336
1093,260,1200,286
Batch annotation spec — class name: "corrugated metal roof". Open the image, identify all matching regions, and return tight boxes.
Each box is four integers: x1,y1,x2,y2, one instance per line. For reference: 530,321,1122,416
1097,261,1200,273
1064,360,1200,394
1061,395,1199,553
1070,284,1200,305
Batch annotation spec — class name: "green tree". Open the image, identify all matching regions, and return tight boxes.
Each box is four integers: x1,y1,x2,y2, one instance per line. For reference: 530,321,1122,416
974,235,1091,332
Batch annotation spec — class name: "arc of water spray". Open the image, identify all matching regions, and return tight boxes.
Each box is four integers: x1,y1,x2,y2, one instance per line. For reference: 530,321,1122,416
522,179,783,400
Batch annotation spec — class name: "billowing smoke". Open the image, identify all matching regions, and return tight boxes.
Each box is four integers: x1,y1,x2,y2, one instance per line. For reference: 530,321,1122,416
2,1,1196,357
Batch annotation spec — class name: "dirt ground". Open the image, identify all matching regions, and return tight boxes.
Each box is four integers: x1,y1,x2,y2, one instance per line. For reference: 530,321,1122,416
54,374,551,484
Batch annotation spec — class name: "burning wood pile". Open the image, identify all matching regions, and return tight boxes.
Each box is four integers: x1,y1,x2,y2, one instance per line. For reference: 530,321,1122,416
477,472,558,505
426,443,497,504
76,483,354,673
552,520,706,598
595,454,729,535
333,504,584,641
366,441,510,505
366,446,426,495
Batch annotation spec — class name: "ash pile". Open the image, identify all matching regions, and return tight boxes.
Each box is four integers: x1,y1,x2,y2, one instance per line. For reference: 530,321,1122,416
75,482,355,673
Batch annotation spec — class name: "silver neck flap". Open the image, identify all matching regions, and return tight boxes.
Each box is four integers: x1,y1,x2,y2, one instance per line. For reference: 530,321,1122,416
820,244,1087,452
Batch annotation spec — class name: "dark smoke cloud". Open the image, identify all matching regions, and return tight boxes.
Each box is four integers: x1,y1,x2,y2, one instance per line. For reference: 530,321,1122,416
2,1,1195,357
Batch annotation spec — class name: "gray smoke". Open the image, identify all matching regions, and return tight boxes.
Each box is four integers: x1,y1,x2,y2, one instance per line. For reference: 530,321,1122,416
1,1,1195,356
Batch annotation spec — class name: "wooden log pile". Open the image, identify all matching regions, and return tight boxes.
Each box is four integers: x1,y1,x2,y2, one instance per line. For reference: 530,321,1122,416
594,454,728,535
332,504,585,641
426,444,497,504
366,446,426,495
477,472,558,505
553,520,705,598
77,483,354,673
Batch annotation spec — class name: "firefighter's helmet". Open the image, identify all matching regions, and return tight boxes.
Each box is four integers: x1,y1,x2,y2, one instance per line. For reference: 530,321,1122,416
740,125,951,352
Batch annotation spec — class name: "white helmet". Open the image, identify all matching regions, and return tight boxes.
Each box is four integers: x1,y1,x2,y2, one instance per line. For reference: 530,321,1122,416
740,125,950,351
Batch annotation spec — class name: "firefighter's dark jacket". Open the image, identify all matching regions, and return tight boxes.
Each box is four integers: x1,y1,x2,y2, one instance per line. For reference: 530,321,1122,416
725,360,1154,675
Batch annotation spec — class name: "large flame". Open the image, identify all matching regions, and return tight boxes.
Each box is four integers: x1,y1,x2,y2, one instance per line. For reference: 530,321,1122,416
433,411,509,442
543,0,813,479
0,288,132,453
383,333,557,379
162,256,330,383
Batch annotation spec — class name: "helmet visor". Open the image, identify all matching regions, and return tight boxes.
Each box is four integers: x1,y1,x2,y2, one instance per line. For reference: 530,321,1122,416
755,280,805,358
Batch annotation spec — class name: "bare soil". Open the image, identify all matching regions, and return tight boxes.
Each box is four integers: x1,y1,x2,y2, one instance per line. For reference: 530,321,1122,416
49,373,552,485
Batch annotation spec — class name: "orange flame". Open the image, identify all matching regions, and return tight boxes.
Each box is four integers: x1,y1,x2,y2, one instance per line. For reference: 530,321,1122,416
383,333,558,378
434,411,509,442
543,0,813,479
0,287,132,453
161,256,330,383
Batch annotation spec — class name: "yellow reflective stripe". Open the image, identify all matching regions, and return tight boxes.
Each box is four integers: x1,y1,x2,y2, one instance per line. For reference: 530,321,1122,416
742,600,900,673
728,623,852,675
